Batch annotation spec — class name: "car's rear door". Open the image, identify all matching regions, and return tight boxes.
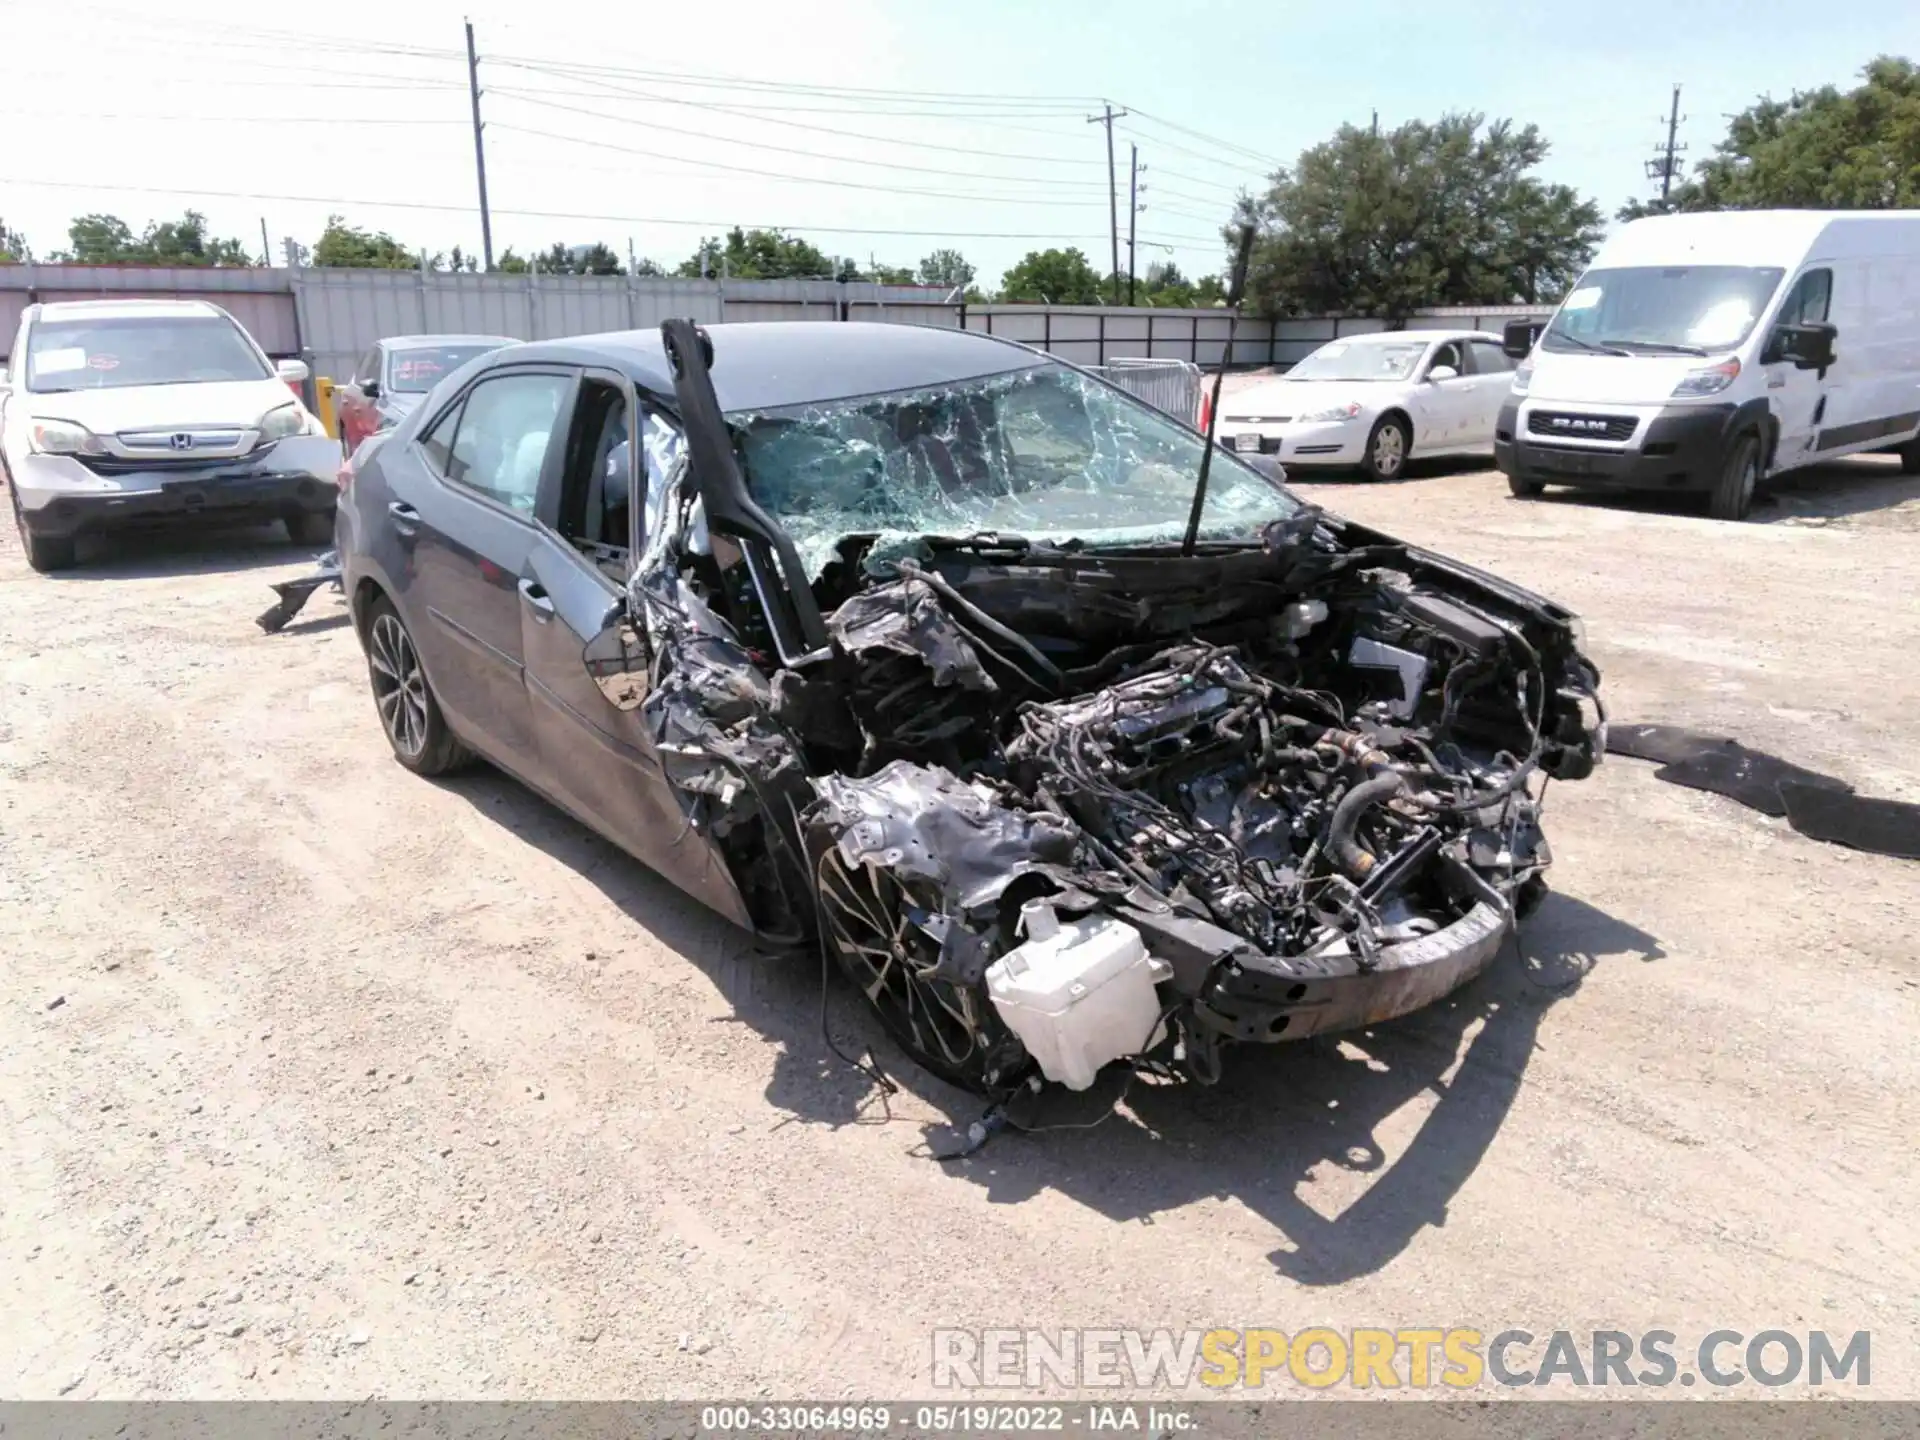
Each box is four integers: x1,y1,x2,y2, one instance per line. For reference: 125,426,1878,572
390,364,577,776
1464,339,1517,450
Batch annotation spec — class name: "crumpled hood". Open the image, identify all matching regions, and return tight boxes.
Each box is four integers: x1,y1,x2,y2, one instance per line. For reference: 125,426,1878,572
22,379,298,435
1221,378,1389,419
1526,352,1726,407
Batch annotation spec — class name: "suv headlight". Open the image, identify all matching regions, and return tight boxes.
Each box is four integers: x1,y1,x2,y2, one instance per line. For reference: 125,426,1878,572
1511,360,1533,396
28,418,107,456
258,402,311,442
1671,357,1741,398
1299,402,1362,423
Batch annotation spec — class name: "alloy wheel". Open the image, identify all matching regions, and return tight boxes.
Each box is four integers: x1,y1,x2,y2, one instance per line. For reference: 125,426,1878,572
816,846,989,1075
1373,424,1405,477
369,613,429,758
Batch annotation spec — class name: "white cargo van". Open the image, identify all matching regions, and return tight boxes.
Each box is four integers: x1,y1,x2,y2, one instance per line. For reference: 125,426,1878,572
1494,210,1920,519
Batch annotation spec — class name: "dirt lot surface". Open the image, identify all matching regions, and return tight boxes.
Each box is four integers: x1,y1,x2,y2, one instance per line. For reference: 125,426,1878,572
5,455,1918,1401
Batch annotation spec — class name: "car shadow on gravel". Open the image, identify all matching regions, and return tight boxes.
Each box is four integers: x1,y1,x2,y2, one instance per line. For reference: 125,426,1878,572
41,521,315,579
1515,455,1917,525
430,766,909,1117
428,766,1666,1285
928,890,1665,1284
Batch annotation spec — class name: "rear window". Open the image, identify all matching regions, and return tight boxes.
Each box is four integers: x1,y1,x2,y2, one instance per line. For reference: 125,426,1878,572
387,344,499,393
26,314,269,392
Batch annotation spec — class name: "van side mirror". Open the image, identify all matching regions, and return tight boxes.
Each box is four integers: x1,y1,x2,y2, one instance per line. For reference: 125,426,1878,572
362,379,381,400
1503,318,1545,359
1774,321,1836,372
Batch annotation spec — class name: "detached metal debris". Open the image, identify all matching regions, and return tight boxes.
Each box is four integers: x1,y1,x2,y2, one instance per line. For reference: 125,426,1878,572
256,550,341,634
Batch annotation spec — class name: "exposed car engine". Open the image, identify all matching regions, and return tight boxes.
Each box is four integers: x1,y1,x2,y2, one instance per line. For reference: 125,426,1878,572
589,319,1605,1099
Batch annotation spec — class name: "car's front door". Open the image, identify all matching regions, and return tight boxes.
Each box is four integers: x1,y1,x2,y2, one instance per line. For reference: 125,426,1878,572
1763,267,1833,470
517,385,740,904
1411,338,1475,449
395,365,576,775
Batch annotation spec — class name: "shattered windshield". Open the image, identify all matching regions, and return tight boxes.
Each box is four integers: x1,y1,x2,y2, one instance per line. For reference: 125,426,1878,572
729,362,1297,577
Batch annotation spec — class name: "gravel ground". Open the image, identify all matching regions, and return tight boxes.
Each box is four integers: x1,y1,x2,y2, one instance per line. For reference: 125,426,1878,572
4,453,1917,1402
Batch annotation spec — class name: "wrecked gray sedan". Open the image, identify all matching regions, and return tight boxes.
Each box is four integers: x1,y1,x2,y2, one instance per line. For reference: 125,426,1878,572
337,319,1603,1097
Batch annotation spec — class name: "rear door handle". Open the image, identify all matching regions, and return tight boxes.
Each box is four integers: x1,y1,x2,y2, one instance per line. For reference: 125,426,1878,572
518,576,555,620
387,501,420,535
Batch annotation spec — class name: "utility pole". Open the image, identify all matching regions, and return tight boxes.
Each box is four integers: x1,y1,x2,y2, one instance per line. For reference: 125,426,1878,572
259,217,270,267
1087,102,1127,304
465,19,495,271
1126,144,1140,306
1644,84,1687,208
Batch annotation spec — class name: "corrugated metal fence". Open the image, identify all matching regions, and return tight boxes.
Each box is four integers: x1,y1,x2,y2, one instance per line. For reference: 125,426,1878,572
1084,358,1203,424
1,264,1552,383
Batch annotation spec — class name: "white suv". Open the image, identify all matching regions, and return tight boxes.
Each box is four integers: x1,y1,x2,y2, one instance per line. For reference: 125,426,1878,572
1,298,339,572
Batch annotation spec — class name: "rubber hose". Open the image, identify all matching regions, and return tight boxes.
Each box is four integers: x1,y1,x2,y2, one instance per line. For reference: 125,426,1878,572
1328,772,1407,879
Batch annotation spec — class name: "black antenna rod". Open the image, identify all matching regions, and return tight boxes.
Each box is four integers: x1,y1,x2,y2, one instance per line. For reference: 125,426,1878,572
1182,222,1257,556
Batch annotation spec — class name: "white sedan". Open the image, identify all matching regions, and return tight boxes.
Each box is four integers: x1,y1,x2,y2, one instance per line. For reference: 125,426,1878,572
1218,330,1516,481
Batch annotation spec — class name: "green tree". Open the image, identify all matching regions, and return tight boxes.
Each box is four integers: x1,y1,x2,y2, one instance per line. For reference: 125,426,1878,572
1621,55,1920,219
631,255,665,278
917,248,975,288
53,211,249,266
998,247,1103,304
447,245,479,274
312,214,417,268
0,216,30,263
867,262,918,285
676,227,836,279
54,214,139,263
1246,114,1602,318
495,248,530,275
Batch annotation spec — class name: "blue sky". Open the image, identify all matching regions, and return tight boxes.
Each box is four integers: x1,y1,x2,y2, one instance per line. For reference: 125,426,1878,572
0,0,1908,285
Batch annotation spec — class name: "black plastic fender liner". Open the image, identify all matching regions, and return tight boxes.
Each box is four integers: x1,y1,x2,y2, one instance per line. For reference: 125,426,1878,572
1779,782,1920,862
1609,723,1918,861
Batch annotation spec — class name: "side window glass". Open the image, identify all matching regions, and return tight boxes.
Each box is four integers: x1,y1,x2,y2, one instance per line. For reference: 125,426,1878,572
1469,340,1514,374
1429,341,1463,375
359,347,382,386
1787,269,1832,325
445,373,570,514
420,399,464,476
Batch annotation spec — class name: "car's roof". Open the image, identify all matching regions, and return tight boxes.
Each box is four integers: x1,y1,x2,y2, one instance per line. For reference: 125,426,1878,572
504,321,1044,412
1325,329,1500,345
35,298,230,323
383,333,518,348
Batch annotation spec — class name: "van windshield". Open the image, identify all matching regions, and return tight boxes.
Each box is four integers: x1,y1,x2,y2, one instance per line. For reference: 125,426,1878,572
1543,266,1785,355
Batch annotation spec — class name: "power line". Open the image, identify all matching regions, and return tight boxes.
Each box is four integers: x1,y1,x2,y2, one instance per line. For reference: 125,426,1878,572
475,52,1099,108
1123,106,1286,169
486,88,1109,188
0,109,466,126
485,64,1101,167
488,123,1113,206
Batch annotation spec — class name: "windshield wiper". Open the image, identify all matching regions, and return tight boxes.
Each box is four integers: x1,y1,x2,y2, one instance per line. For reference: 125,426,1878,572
925,531,1036,555
1610,339,1710,356
1546,330,1632,358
